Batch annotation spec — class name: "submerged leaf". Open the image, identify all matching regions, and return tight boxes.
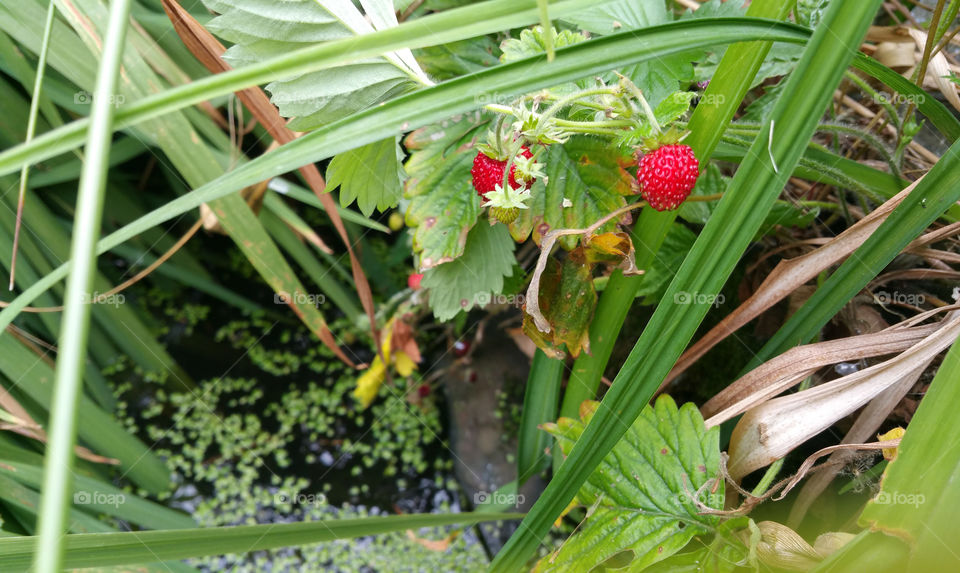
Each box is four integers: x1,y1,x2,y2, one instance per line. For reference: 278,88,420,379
404,116,485,267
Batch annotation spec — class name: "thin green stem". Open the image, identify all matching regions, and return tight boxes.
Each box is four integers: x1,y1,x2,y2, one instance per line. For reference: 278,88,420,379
904,0,946,130
618,75,660,133
750,458,784,497
33,0,132,570
538,87,621,124
10,0,56,291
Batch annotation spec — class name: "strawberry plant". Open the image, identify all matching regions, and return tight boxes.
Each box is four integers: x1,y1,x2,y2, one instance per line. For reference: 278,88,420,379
2,0,960,572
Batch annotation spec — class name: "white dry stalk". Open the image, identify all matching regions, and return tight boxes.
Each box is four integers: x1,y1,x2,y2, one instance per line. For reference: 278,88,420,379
726,309,960,481
786,362,925,526
775,439,901,501
702,321,940,423
907,28,960,113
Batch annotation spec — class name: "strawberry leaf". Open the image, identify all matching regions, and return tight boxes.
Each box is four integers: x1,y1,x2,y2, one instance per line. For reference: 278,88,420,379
538,396,723,572
420,221,515,321
522,252,597,358
512,137,633,250
654,91,697,127
326,137,404,217
414,37,500,81
500,26,587,62
404,116,485,267
203,0,429,130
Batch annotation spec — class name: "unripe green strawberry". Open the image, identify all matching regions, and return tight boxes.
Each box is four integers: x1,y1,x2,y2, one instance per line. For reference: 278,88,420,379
471,146,534,197
636,144,700,211
490,206,520,224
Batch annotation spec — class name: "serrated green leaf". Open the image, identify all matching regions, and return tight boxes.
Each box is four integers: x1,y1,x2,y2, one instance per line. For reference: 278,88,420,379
742,80,788,122
414,36,500,81
420,222,515,320
654,91,696,126
203,0,428,130
535,137,634,249
500,26,587,62
796,0,831,28
326,137,403,216
538,395,723,572
646,517,757,573
403,116,484,267
562,1,667,35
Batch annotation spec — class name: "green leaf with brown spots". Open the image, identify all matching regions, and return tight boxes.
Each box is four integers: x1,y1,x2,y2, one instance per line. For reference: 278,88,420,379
537,395,723,572
512,136,634,250
404,116,486,268
420,221,515,321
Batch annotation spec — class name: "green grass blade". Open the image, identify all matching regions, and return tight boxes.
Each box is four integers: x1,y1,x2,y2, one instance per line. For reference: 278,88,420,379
0,513,520,570
490,1,883,569
0,335,170,492
9,0,55,291
0,449,194,531
855,336,960,569
0,0,610,176
0,18,813,333
852,53,960,141
559,0,795,419
259,207,362,321
33,1,131,570
517,350,564,483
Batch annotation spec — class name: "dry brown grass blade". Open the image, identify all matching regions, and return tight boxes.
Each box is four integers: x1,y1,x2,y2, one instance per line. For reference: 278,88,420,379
162,0,382,363
870,268,960,287
725,310,960,481
775,439,901,502
663,179,922,389
701,321,939,423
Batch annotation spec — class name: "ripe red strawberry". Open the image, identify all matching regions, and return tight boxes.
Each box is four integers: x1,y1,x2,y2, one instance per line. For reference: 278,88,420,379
636,145,700,211
408,273,423,290
471,146,534,197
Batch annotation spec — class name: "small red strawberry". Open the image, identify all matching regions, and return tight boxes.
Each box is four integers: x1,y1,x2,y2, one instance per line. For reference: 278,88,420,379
408,273,423,290
636,145,700,212
471,146,534,197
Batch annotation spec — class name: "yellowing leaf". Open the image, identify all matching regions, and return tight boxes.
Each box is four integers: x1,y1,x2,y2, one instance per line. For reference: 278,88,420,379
878,427,905,461
553,497,579,528
395,351,416,377
352,358,387,409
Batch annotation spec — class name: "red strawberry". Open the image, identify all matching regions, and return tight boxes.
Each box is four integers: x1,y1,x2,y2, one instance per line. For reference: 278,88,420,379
408,273,423,290
636,145,700,211
471,146,534,197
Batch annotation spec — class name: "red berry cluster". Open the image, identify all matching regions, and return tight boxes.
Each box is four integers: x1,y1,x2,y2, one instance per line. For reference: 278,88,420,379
470,146,534,198
636,145,700,212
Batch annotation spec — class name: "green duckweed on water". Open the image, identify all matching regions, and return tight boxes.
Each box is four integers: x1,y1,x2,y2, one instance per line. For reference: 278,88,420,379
111,315,489,571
